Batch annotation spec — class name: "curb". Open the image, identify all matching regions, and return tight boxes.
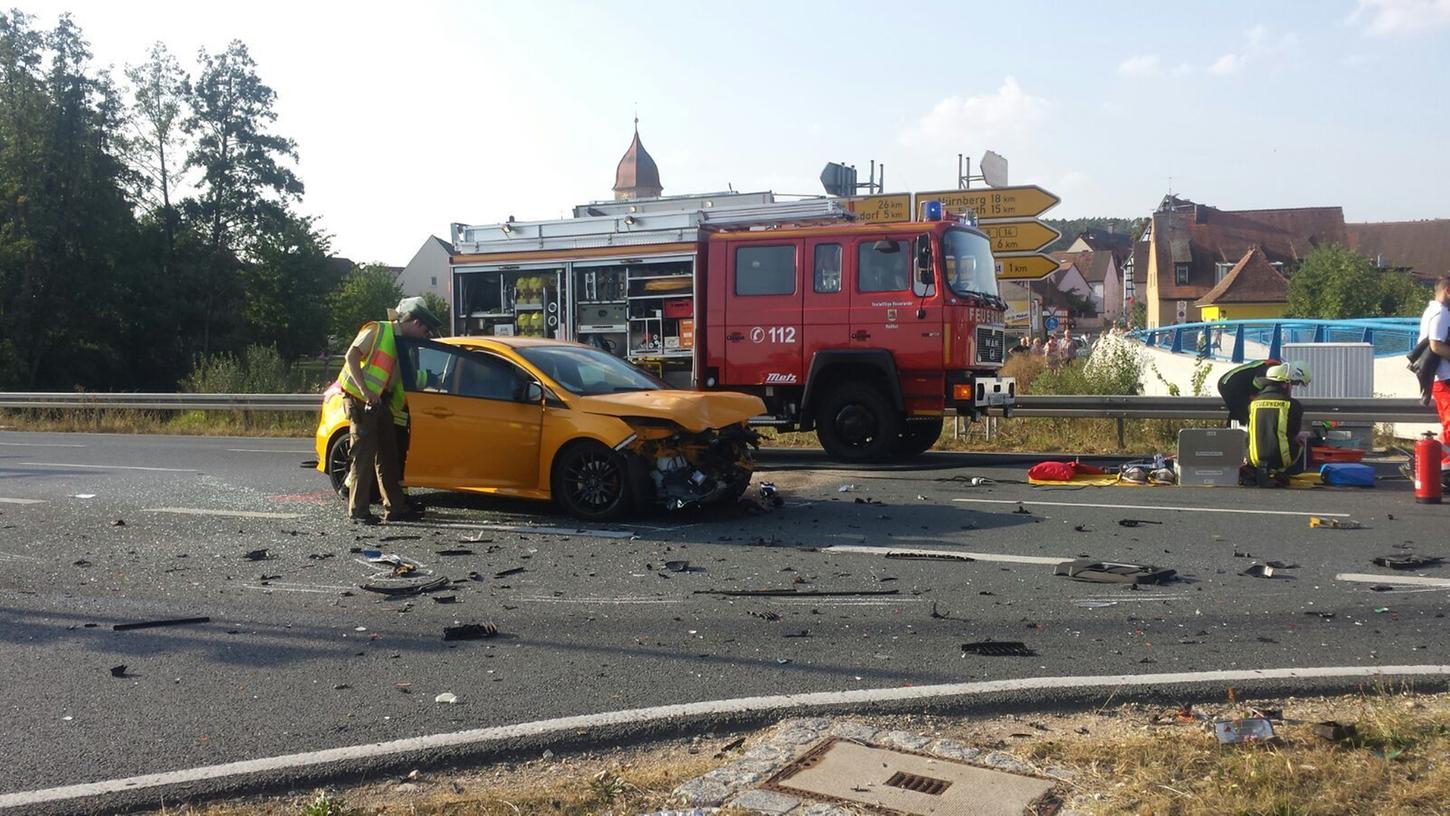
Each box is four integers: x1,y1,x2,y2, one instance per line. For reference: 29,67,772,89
4,665,1449,815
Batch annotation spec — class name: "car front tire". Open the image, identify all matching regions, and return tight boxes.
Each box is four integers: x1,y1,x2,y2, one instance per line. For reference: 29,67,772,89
552,441,632,521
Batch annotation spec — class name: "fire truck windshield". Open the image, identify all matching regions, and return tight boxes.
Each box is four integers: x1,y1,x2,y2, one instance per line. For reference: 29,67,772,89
941,228,998,299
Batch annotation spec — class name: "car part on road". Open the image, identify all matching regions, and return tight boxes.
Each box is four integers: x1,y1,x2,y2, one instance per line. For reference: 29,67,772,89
694,588,901,597
961,640,1035,657
1117,518,1162,528
109,665,129,678
1241,564,1279,579
885,551,974,562
1214,717,1277,745
1054,559,1176,585
434,692,458,704
112,616,210,631
494,566,526,579
1309,516,1363,529
242,548,272,561
663,560,690,573
434,548,473,556
361,576,449,596
442,622,498,641
432,594,458,604
1372,555,1443,570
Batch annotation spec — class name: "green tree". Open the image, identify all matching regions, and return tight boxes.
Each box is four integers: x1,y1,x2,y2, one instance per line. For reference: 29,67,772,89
419,291,449,332
1287,245,1427,319
125,41,186,267
244,211,336,360
182,40,303,357
329,264,402,349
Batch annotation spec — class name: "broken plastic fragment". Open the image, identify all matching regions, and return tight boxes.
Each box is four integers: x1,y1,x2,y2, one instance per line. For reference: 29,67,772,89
962,640,1035,657
434,692,458,704
443,622,498,641
1054,559,1176,585
1309,517,1363,529
1214,718,1277,745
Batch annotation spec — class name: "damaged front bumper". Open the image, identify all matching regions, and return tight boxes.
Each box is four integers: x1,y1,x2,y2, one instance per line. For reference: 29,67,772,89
619,420,760,510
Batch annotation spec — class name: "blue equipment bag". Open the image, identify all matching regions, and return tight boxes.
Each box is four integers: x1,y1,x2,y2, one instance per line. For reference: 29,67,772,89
1319,462,1375,487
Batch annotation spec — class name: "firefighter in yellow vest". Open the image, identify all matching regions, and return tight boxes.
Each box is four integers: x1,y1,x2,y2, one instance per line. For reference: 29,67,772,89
337,297,442,524
1248,361,1312,477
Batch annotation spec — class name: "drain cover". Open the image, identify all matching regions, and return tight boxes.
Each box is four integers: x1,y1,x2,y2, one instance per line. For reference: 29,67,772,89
763,738,1059,816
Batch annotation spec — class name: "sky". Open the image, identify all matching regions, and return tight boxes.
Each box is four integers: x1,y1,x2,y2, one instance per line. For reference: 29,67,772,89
28,0,1450,264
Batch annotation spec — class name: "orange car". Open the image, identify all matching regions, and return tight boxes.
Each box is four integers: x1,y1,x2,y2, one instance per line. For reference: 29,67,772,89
314,336,765,519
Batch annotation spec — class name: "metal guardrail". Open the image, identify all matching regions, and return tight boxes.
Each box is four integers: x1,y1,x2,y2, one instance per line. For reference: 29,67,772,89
0,392,1433,423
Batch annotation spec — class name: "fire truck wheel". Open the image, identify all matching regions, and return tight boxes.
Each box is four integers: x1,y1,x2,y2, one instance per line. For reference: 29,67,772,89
816,383,901,463
893,417,945,458
552,441,632,521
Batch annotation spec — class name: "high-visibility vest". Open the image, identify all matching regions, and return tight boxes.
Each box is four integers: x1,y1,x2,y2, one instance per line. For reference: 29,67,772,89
1248,397,1292,469
338,320,399,405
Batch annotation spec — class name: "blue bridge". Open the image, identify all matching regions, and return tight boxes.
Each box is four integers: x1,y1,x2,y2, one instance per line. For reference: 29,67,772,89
1131,318,1420,363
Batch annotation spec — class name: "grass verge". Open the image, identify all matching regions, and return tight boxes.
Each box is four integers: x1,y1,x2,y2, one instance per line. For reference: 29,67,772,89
0,408,314,438
146,690,1450,816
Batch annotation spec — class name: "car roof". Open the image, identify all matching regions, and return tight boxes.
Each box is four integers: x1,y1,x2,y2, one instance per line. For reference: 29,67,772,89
436,335,584,353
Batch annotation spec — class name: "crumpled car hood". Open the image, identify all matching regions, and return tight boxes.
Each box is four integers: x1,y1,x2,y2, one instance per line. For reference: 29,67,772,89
572,390,765,432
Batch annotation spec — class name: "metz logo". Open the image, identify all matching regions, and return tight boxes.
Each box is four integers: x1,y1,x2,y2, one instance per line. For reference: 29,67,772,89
763,373,798,384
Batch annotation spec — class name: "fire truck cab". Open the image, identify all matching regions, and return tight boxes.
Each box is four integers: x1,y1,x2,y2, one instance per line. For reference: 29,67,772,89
449,194,1014,463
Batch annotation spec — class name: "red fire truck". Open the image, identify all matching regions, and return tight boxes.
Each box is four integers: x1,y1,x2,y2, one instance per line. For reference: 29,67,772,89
449,194,1014,462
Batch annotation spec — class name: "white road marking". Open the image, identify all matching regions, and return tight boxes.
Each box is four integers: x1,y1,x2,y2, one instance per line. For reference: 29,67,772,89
242,582,355,594
1336,573,1450,588
0,442,84,447
0,497,45,505
145,508,303,520
514,596,679,606
20,462,197,473
227,448,312,454
1075,595,1193,604
952,497,1350,518
5,664,1449,810
397,520,637,540
823,544,1072,566
0,549,43,562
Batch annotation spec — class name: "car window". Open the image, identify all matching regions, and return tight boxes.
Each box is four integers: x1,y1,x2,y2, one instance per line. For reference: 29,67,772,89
401,340,533,402
735,245,797,296
813,243,842,294
857,240,909,292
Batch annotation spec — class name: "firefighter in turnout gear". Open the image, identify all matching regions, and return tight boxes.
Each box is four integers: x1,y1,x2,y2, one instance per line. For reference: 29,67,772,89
1247,361,1312,479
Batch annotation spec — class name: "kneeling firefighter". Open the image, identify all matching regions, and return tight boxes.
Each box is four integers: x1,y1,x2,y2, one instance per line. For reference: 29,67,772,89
1248,361,1312,477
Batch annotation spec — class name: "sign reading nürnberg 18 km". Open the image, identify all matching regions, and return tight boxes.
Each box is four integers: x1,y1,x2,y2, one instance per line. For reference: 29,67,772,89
915,185,1061,221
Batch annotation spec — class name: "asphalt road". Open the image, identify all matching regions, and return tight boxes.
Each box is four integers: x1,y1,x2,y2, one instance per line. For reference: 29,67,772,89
1,430,1447,799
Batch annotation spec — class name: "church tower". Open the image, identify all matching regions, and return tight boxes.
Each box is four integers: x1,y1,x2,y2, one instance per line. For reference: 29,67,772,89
612,119,663,201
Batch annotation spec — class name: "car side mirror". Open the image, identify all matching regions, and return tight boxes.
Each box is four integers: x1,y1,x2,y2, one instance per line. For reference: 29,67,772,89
914,235,933,285
523,381,544,404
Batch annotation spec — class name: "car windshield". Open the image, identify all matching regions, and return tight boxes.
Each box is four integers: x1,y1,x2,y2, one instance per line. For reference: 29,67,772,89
942,228,999,299
517,345,669,396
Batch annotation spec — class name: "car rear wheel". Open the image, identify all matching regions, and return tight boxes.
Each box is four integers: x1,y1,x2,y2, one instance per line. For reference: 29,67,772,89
815,383,901,463
552,441,632,521
893,417,944,458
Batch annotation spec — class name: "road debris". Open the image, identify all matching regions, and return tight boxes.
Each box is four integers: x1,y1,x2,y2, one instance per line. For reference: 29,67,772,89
494,566,526,579
663,560,690,573
758,482,783,507
110,519,125,527
361,576,450,596
432,594,458,604
1214,717,1277,745
434,548,473,556
1013,504,1031,514
884,550,973,562
837,484,856,493
434,692,458,704
242,548,272,561
748,611,781,622
113,616,210,631
1054,559,1177,585
1313,721,1358,742
962,640,1035,657
109,665,130,678
1310,517,1363,529
443,622,498,641
1240,564,1280,579
1372,555,1443,570
1118,518,1163,528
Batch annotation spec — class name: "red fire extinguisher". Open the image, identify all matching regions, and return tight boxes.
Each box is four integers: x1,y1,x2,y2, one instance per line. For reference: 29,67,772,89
1415,431,1442,504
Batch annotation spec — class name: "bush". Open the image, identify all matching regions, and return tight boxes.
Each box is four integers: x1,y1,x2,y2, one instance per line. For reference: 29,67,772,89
182,344,325,394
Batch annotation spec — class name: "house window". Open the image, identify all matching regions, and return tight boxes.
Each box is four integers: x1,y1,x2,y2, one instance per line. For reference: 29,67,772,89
1174,262,1190,285
734,245,797,296
1271,261,1285,272
1214,262,1232,283
430,276,438,287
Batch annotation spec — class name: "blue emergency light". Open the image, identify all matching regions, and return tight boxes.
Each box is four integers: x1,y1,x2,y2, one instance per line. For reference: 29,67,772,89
923,200,944,221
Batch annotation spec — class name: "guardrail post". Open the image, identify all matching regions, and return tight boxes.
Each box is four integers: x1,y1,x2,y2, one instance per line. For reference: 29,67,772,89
1170,327,1184,354
1231,324,1246,363
1116,417,1125,450
1268,323,1282,360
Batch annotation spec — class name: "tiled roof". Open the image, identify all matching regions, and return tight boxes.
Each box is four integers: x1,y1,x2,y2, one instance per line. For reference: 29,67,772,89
1052,249,1114,284
1194,246,1288,306
1152,201,1346,301
1347,219,1450,281
613,128,662,194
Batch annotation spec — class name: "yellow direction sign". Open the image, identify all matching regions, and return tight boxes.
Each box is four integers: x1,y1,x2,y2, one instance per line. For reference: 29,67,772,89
842,193,911,224
916,185,1060,220
994,252,1060,281
979,219,1062,254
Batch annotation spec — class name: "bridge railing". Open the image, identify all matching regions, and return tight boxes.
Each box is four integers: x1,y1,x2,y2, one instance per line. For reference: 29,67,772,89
1130,318,1419,362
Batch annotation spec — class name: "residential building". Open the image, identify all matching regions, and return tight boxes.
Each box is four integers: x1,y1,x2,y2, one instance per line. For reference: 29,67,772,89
1347,219,1450,281
1053,248,1122,326
397,235,454,303
1193,246,1290,321
1142,196,1345,326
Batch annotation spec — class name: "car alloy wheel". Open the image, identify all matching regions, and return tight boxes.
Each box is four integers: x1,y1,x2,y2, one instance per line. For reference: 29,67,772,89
560,445,627,517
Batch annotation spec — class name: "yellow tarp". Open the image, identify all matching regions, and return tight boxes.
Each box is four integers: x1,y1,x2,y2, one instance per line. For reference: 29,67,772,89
1026,472,1325,488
